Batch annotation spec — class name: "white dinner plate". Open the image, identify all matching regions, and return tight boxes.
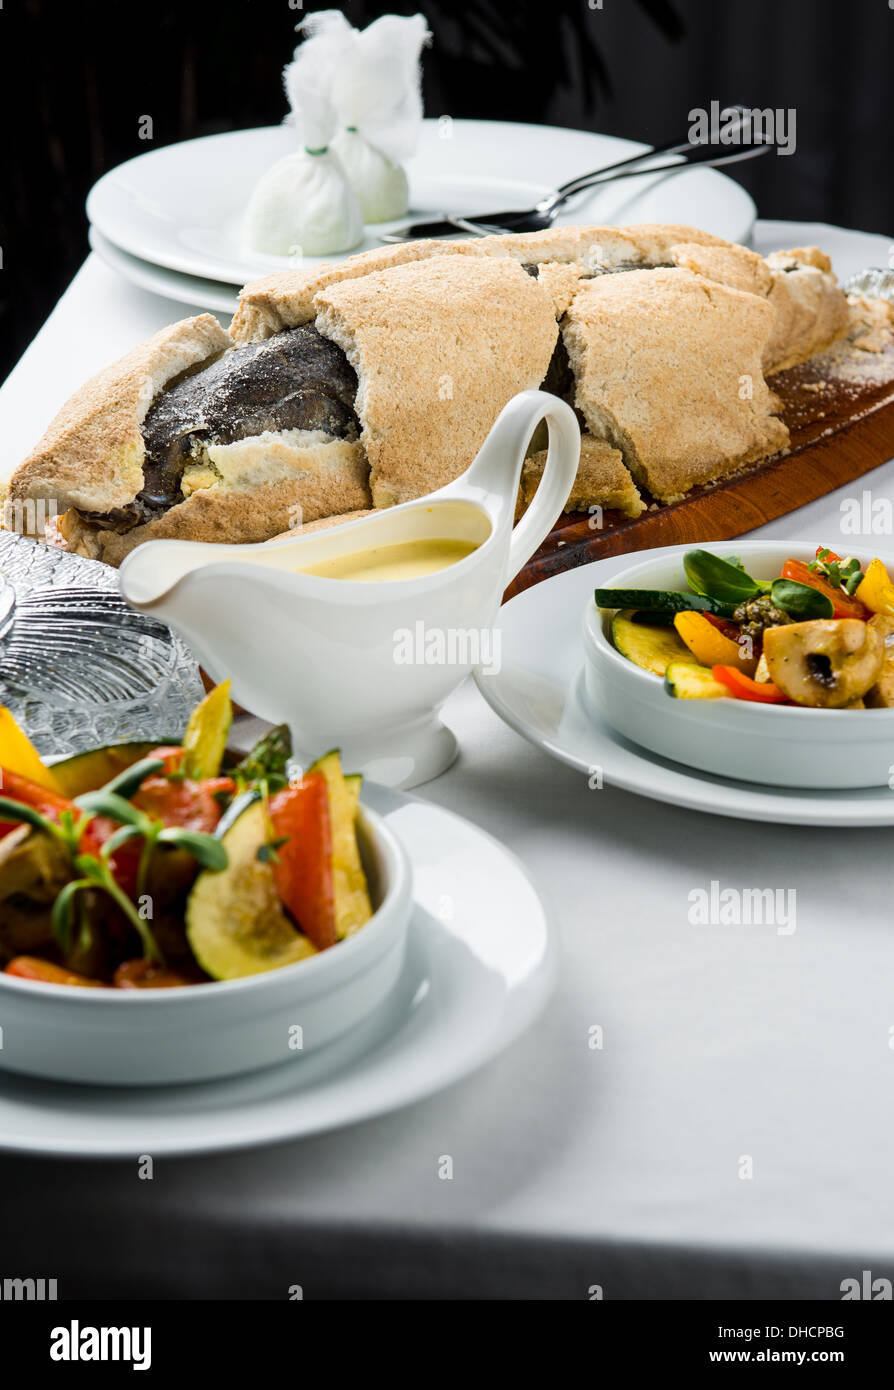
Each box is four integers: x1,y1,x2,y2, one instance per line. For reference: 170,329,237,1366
86,119,757,287
476,555,894,827
88,226,239,316
0,783,555,1157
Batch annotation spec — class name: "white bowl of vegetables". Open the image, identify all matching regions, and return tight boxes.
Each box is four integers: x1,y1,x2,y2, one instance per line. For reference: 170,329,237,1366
583,540,894,790
0,683,412,1085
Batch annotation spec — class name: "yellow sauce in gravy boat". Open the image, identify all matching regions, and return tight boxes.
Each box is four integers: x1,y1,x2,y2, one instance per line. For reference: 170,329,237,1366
297,538,479,583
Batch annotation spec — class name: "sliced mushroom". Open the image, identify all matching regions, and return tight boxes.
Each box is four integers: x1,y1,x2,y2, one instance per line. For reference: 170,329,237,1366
763,618,884,708
865,614,894,707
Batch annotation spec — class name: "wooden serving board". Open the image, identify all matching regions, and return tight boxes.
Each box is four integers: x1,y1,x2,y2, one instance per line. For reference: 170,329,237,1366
507,340,894,599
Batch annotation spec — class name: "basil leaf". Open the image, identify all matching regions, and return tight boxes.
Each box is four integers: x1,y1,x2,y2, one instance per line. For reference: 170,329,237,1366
683,550,761,603
770,578,835,620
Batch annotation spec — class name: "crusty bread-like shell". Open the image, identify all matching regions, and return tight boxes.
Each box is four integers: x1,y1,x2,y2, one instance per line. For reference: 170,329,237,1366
670,241,773,298
59,436,370,565
230,240,492,342
618,222,730,264
670,241,849,374
230,224,734,345
277,507,376,537
562,266,789,503
763,248,850,373
520,436,645,520
313,255,558,507
479,222,729,269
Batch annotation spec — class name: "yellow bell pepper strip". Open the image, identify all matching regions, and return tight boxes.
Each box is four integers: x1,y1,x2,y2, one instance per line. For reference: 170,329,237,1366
855,558,894,618
673,611,758,676
180,680,233,780
0,707,61,792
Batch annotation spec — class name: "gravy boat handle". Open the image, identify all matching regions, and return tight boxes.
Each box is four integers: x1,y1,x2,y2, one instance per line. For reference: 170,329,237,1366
445,389,580,583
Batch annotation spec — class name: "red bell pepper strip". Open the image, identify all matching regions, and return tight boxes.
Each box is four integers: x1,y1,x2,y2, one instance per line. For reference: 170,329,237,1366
133,776,233,834
781,558,869,620
0,768,106,859
148,745,186,775
106,776,233,898
712,665,789,703
0,768,140,891
5,957,106,987
113,960,193,989
83,817,141,895
0,769,74,838
701,612,743,642
268,773,337,950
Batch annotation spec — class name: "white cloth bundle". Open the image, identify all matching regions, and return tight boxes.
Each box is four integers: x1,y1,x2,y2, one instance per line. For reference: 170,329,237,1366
300,10,430,223
243,28,363,258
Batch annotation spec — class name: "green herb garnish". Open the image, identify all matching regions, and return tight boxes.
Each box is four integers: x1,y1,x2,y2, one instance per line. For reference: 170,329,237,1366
810,548,865,595
233,724,292,793
0,760,228,962
257,836,289,866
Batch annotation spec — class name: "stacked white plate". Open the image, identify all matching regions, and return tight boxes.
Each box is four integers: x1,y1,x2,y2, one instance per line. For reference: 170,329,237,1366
86,118,757,314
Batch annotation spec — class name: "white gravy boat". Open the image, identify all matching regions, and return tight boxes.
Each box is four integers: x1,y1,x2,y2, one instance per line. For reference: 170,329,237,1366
119,389,580,787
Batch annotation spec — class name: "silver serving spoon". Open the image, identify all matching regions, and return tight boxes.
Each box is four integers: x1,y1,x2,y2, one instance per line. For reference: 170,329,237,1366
382,114,773,243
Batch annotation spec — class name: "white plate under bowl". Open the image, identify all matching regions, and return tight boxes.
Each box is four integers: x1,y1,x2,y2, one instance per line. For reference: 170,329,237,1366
0,782,555,1156
89,225,239,315
475,552,894,827
86,119,756,287
583,540,894,790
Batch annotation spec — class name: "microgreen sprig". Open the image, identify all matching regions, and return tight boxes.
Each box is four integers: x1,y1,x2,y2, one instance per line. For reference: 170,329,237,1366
257,836,289,866
810,548,865,595
0,755,227,962
52,852,163,963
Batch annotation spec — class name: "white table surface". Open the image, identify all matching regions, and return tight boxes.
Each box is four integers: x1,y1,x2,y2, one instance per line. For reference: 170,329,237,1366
1,222,893,1300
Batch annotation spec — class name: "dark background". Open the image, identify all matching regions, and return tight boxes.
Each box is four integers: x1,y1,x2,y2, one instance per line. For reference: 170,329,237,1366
2,0,892,382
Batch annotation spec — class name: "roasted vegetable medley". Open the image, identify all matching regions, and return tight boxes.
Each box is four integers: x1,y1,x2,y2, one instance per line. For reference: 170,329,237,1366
0,683,373,988
596,546,894,708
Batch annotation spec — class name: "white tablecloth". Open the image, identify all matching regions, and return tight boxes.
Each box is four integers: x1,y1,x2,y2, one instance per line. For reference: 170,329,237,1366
1,223,893,1299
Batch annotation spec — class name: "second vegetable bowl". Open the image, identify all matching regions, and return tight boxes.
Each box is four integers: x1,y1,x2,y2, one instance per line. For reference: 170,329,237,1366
583,541,894,790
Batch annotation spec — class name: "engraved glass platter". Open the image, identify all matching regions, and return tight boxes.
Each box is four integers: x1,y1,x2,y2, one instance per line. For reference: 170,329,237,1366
0,533,204,757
